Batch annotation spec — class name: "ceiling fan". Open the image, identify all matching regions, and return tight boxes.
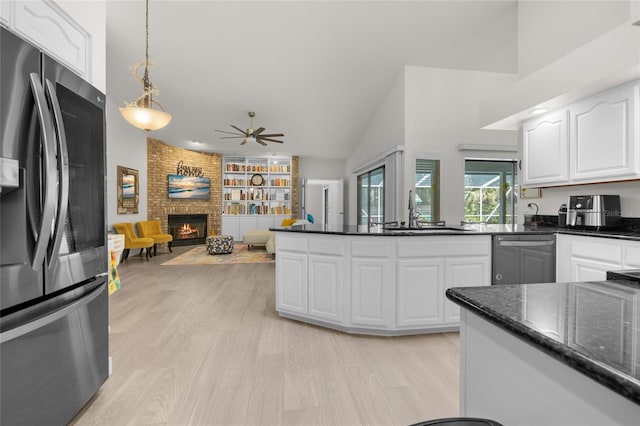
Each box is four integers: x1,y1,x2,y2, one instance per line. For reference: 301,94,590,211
214,111,284,146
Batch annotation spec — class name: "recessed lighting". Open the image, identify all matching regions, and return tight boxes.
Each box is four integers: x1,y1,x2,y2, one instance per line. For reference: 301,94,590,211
531,108,548,115
191,140,203,145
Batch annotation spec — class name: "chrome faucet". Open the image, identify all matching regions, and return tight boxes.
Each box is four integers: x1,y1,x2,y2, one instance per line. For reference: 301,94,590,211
368,219,398,232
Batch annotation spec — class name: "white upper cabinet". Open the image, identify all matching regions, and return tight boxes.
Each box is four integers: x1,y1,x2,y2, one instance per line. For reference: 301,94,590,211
521,79,639,187
570,81,638,182
521,109,570,186
1,0,90,79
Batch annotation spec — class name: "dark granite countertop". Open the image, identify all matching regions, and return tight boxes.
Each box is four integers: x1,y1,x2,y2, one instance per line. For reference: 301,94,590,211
269,223,640,241
446,280,640,405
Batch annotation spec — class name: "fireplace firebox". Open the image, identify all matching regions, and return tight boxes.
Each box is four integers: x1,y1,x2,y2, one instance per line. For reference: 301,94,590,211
168,214,207,246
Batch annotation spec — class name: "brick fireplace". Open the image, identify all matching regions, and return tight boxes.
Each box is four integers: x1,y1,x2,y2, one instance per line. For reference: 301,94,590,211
168,214,207,246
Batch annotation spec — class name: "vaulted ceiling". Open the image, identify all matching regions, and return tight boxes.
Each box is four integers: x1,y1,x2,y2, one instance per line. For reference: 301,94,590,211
106,1,518,159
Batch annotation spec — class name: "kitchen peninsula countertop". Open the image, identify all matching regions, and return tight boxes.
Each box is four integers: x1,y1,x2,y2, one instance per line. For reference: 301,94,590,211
270,223,640,241
446,279,640,405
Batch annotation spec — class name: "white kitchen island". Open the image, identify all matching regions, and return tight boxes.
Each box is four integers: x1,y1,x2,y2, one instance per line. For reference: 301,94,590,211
273,226,492,335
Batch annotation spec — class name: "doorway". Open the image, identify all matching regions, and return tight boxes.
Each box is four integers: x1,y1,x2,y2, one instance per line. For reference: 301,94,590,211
301,178,344,227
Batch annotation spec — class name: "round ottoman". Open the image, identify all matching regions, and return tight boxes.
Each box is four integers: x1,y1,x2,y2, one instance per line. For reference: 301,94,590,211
206,235,234,254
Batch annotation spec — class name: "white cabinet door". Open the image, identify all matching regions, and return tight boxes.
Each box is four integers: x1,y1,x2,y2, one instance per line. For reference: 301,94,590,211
11,0,90,78
351,258,394,328
521,109,569,186
308,255,343,323
444,258,490,324
623,242,640,269
397,259,444,328
556,234,624,282
276,252,308,315
571,257,622,282
221,216,240,241
570,81,638,182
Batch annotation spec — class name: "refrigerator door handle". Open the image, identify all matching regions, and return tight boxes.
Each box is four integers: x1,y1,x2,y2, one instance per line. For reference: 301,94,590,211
44,79,70,265
28,73,58,272
0,281,105,344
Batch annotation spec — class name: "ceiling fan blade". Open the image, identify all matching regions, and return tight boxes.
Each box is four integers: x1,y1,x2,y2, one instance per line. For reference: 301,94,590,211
240,138,248,145
256,139,268,146
258,133,285,138
254,127,265,135
260,137,284,144
214,129,244,136
231,125,249,135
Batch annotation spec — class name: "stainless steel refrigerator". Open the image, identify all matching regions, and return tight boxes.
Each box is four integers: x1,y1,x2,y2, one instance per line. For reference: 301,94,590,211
0,27,108,425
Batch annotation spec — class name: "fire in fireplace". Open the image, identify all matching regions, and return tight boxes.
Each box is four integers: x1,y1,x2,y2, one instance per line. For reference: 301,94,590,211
168,214,207,246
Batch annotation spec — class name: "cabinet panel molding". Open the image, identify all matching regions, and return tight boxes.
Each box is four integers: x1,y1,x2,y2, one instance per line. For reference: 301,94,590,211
11,0,90,78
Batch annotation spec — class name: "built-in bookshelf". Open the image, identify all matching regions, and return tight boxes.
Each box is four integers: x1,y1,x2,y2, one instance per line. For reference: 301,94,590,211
222,156,292,216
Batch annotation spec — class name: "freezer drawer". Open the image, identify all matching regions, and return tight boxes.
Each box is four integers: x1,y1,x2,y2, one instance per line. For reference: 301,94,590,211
0,281,108,425
492,234,556,285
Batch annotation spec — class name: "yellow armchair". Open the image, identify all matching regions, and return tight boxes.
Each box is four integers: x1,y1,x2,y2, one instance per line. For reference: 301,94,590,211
112,223,154,262
136,220,173,256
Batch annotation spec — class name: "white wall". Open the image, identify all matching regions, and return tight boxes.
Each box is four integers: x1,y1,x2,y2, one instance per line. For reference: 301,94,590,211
403,67,518,224
104,99,148,229
299,157,346,180
529,181,640,218
517,0,630,78
345,70,405,224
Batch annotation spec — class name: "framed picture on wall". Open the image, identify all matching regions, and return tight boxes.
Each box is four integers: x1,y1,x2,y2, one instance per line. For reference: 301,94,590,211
167,174,210,199
117,166,139,214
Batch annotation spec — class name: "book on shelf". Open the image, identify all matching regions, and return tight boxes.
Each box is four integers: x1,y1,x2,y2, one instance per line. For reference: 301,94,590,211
231,189,241,201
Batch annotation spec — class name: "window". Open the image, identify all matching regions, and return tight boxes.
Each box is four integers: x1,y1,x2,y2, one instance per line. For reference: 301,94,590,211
464,160,517,224
415,159,440,222
357,166,384,226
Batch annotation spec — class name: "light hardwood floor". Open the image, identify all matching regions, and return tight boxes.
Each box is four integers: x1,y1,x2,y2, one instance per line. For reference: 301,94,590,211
71,245,460,426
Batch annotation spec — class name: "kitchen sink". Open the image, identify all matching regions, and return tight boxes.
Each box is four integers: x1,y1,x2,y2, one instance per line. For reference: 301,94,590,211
383,226,473,233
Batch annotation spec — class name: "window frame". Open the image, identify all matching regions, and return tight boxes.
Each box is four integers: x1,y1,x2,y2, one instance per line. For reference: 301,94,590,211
414,157,441,222
463,159,517,224
357,165,385,227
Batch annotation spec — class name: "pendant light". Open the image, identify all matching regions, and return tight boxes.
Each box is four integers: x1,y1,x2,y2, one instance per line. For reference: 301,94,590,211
119,0,171,132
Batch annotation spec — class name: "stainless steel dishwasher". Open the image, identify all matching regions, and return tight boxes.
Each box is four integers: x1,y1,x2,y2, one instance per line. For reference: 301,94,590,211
492,234,556,285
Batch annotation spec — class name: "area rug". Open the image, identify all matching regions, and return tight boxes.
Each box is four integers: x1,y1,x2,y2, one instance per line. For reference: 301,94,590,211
161,244,274,266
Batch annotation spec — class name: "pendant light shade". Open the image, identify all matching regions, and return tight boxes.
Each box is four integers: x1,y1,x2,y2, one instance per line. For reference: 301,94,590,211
120,105,172,131
119,0,171,132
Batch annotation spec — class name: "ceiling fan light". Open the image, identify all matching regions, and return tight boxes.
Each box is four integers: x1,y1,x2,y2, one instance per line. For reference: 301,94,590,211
119,105,172,131
245,135,257,144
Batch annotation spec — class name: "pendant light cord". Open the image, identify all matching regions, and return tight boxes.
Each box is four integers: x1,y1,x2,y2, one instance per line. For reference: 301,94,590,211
142,0,151,96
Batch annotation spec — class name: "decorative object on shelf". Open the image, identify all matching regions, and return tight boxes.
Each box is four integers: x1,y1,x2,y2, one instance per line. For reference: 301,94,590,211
119,0,172,132
214,111,284,145
117,166,139,214
250,173,264,186
167,174,210,199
